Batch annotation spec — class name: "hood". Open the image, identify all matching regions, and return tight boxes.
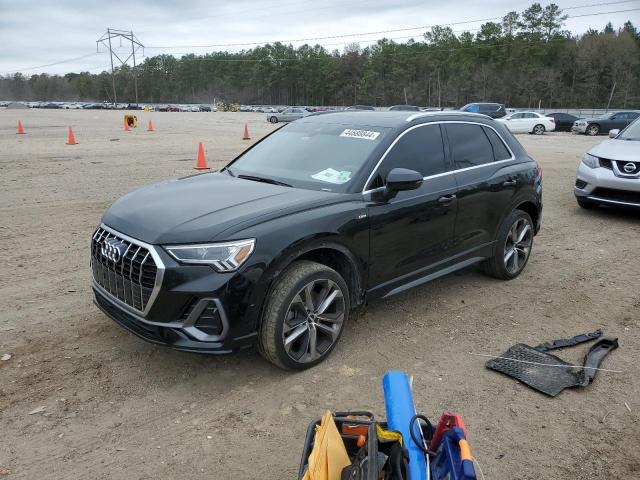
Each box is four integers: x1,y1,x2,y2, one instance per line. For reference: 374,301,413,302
102,172,341,244
589,138,640,162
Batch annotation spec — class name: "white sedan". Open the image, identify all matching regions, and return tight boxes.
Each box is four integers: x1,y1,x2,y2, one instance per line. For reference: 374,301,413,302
496,111,556,135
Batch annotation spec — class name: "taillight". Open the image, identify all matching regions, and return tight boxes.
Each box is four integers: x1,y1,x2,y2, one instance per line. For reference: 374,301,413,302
549,118,555,123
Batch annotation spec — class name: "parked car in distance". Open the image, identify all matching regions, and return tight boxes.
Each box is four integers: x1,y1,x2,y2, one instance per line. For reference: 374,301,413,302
345,105,376,111
62,102,83,109
546,112,581,132
389,105,421,111
167,105,180,112
198,105,211,112
574,117,640,209
41,102,61,109
263,107,279,113
267,106,310,123
572,111,640,136
460,102,507,118
497,111,556,135
91,110,542,370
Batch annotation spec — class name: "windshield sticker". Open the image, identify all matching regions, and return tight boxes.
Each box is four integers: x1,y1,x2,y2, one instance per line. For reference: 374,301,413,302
312,168,352,184
340,129,380,141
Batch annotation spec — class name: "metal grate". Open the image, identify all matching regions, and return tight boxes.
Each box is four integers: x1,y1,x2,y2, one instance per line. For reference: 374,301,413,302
91,227,158,313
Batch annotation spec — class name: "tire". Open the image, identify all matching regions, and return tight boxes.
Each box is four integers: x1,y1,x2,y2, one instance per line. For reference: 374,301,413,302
586,124,600,136
481,210,534,280
577,197,597,209
269,116,278,123
532,124,545,135
258,260,350,370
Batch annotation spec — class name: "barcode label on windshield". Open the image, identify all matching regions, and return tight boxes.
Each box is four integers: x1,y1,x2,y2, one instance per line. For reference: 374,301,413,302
340,129,380,140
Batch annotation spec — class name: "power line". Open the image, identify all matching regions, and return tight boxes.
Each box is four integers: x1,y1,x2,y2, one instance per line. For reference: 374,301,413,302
0,1,636,75
145,2,639,49
0,53,98,75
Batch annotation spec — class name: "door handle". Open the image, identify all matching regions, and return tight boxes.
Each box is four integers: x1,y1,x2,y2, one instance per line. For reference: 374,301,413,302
502,179,517,187
438,194,456,204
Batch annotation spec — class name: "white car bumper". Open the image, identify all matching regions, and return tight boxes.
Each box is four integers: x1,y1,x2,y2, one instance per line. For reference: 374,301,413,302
575,161,640,207
572,123,588,133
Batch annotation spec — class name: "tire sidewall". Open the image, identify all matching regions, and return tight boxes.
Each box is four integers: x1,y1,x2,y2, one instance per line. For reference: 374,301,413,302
270,116,278,123
494,210,534,279
533,124,545,135
263,263,350,370
587,124,599,136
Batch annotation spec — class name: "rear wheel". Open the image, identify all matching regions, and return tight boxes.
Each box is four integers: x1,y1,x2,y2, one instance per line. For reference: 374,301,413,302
533,124,545,135
258,261,349,370
482,210,534,280
269,116,278,123
586,124,600,136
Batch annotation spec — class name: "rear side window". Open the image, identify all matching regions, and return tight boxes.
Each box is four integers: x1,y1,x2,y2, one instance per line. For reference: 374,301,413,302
483,127,512,161
445,123,494,168
464,104,480,113
371,124,447,188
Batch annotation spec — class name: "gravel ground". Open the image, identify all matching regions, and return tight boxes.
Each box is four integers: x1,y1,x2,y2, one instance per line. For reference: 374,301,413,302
0,109,638,479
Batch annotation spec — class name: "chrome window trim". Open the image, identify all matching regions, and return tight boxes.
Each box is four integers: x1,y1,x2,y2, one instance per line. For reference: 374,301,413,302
92,223,165,317
362,120,515,194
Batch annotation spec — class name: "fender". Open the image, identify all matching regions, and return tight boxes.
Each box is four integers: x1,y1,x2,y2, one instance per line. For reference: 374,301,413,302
264,234,366,303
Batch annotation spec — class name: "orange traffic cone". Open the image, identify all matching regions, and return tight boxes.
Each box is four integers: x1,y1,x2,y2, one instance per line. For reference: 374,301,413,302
242,123,251,140
124,117,130,131
194,142,209,170
16,120,25,134
146,119,155,132
66,127,77,145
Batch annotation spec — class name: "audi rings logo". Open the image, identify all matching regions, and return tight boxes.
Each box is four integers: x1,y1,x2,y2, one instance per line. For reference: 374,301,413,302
623,162,637,174
101,238,127,263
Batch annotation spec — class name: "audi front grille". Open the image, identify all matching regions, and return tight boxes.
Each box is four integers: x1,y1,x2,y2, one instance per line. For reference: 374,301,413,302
91,226,162,314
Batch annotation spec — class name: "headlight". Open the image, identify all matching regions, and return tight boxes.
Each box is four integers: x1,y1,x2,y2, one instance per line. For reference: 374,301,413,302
581,153,600,169
165,239,255,272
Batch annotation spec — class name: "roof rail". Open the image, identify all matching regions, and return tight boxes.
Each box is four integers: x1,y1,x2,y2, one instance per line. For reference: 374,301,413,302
405,111,492,122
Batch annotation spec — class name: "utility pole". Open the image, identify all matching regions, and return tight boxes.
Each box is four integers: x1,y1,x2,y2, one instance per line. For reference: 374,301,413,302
606,81,616,111
96,29,144,105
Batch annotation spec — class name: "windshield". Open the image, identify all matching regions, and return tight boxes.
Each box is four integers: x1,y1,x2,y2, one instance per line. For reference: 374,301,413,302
227,121,389,192
618,119,640,141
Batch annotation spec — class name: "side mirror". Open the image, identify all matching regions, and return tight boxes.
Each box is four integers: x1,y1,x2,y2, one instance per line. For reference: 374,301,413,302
383,168,423,199
609,129,620,138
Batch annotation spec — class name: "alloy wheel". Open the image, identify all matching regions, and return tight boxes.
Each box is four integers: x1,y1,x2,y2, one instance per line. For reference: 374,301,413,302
533,124,545,135
503,218,533,275
587,125,599,136
282,278,345,363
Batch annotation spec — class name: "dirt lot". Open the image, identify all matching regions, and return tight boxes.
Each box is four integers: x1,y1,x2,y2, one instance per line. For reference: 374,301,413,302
0,109,638,479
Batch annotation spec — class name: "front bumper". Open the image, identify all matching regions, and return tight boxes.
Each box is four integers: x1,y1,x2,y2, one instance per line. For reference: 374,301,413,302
91,226,267,354
572,124,587,133
575,162,640,208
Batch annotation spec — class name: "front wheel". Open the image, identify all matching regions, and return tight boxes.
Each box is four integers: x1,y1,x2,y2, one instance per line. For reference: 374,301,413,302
269,116,278,123
482,210,534,280
258,261,349,370
577,197,597,209
532,124,545,135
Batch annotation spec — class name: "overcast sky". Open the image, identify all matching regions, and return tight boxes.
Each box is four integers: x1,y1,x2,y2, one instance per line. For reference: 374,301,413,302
0,0,637,75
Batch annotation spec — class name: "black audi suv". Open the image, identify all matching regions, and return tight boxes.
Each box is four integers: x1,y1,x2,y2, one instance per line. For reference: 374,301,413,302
91,111,542,369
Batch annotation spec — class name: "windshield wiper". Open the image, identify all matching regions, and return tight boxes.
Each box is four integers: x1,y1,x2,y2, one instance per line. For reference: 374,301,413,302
223,167,235,177
238,174,292,187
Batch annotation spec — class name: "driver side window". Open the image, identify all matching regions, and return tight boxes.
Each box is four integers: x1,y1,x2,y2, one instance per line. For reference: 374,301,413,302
369,124,447,189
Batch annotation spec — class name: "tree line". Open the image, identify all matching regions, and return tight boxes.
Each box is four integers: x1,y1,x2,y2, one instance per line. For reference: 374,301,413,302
1,3,639,109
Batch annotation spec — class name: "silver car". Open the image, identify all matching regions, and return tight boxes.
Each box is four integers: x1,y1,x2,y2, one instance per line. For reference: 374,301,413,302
267,107,310,123
575,117,640,209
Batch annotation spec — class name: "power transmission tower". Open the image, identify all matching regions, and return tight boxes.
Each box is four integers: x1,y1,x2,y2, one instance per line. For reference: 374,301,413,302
96,29,144,105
